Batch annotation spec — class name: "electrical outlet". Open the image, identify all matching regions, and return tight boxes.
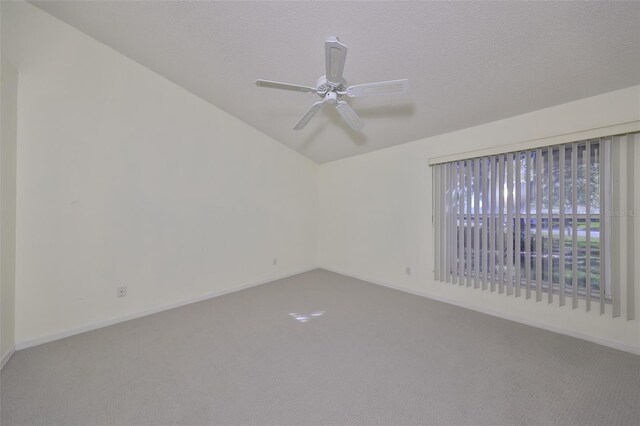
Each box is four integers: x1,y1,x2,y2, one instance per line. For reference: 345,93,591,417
273,258,277,266
117,286,127,298
406,267,411,276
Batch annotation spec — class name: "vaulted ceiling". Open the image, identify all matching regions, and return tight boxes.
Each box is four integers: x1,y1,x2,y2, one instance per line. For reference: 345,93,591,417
32,1,640,163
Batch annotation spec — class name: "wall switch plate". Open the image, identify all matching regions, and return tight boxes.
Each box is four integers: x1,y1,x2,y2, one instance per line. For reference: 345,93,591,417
117,286,127,298
273,258,277,265
406,267,411,275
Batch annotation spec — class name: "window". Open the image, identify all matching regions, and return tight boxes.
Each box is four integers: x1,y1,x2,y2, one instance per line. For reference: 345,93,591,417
432,133,637,319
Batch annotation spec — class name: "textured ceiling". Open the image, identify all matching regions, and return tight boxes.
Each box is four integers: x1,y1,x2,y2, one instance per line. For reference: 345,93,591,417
31,1,640,163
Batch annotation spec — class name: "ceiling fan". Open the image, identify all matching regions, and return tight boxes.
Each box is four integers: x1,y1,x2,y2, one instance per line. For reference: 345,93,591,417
255,36,409,132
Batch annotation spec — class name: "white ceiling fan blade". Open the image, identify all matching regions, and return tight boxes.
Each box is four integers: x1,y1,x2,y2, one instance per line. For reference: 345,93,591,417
255,79,317,93
325,37,348,85
335,101,364,132
293,100,324,130
346,79,409,98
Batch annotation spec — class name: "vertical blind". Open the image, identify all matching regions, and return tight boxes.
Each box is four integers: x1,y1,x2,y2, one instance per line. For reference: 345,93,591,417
432,134,637,319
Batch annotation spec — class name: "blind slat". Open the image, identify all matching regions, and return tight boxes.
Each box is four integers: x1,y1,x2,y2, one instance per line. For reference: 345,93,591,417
458,162,464,284
490,158,497,292
628,135,636,320
559,146,566,306
466,160,473,287
440,165,447,282
585,142,591,311
434,166,440,281
608,139,619,318
572,143,578,309
447,163,456,284
536,148,543,302
482,158,489,291
498,156,505,293
525,152,532,299
474,158,481,289
445,164,450,282
506,154,514,295
515,153,522,297
548,147,553,304
599,140,605,314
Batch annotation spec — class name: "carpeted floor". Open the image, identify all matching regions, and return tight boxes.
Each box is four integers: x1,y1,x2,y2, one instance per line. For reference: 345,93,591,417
1,269,639,425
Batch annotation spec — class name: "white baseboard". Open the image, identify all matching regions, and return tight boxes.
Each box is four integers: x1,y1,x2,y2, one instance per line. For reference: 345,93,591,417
15,267,318,351
1,346,15,369
319,267,640,356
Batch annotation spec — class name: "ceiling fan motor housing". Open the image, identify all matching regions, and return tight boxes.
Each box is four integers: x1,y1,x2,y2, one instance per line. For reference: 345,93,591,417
316,75,346,97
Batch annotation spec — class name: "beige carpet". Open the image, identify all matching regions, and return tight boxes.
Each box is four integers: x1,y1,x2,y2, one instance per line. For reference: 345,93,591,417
1,269,639,425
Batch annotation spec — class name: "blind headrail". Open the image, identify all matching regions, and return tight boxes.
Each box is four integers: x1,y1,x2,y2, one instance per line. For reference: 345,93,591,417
428,121,640,166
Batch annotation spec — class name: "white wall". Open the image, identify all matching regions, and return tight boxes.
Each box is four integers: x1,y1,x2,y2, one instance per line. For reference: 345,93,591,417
3,1,318,347
1,59,17,363
1,1,19,365
319,86,640,353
